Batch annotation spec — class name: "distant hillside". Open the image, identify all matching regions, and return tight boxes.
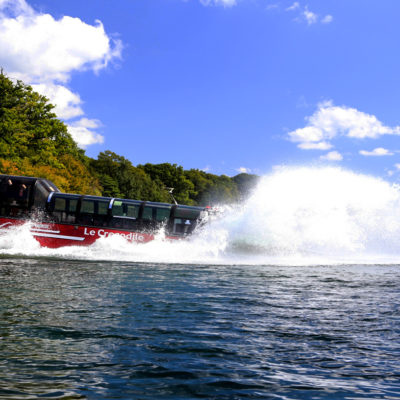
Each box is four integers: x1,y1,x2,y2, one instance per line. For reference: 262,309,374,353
0,70,259,205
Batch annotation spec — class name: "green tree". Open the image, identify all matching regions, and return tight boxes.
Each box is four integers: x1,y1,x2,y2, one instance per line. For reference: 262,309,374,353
0,70,101,194
91,151,170,202
184,169,240,205
138,163,196,205
200,174,239,205
184,169,212,204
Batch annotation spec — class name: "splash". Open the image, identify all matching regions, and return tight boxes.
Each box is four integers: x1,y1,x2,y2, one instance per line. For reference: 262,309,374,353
227,166,400,259
1,167,400,265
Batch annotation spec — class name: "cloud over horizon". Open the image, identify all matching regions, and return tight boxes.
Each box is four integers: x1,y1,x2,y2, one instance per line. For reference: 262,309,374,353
288,101,400,153
359,148,394,157
0,0,122,147
237,166,251,173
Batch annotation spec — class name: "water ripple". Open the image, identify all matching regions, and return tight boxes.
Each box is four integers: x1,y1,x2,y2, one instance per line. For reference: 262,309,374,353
0,259,400,399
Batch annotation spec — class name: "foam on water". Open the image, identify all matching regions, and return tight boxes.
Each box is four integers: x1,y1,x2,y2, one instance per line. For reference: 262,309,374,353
1,166,400,265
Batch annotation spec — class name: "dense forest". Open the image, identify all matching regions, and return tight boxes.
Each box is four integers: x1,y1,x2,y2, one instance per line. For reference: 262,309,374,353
0,71,259,205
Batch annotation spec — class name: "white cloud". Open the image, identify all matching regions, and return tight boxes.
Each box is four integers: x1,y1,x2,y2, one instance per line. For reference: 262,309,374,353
303,6,317,25
74,117,102,130
321,15,333,24
298,141,333,150
320,151,343,161
285,2,332,25
286,2,300,11
359,147,394,157
289,101,400,150
395,164,400,170
199,0,236,7
0,0,122,147
237,167,251,173
0,4,122,83
32,83,83,120
67,118,104,148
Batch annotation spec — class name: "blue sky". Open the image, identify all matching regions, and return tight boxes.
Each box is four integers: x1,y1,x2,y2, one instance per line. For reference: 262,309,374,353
1,0,400,178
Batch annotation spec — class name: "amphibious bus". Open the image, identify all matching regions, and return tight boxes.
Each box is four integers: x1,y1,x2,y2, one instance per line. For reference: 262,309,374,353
0,174,206,248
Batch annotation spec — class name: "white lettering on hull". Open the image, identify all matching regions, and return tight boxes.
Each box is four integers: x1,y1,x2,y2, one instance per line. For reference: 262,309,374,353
83,227,146,242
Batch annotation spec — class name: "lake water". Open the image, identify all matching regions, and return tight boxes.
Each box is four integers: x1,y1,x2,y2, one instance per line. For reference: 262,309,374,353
1,258,399,399
1,167,400,399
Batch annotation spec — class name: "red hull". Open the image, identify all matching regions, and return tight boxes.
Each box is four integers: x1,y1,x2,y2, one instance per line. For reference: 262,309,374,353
0,217,175,248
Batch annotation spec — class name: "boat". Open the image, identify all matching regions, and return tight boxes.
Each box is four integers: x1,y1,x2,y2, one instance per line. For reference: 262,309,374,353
0,174,207,248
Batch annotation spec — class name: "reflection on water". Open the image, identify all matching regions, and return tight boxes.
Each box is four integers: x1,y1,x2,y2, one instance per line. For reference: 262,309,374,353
1,258,400,399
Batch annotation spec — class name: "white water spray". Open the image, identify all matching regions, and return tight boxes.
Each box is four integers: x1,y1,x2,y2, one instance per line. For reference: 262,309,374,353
1,167,400,265
226,167,400,258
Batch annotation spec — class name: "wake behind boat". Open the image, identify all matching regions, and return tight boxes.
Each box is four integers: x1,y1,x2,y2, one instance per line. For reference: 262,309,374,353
0,174,207,248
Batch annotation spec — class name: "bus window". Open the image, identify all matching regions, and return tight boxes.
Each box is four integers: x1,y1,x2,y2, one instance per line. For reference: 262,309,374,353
69,199,78,213
142,206,153,221
141,204,172,231
142,205,171,221
0,175,59,218
127,204,139,219
155,207,171,222
98,201,108,216
33,181,50,209
81,200,95,214
77,197,111,226
110,200,141,230
112,202,123,217
0,178,32,218
54,197,66,211
174,206,202,220
172,218,192,235
92,199,110,226
49,194,80,224
171,206,204,236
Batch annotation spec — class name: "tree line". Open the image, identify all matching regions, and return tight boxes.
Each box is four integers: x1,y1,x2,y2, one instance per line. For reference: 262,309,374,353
0,70,259,205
